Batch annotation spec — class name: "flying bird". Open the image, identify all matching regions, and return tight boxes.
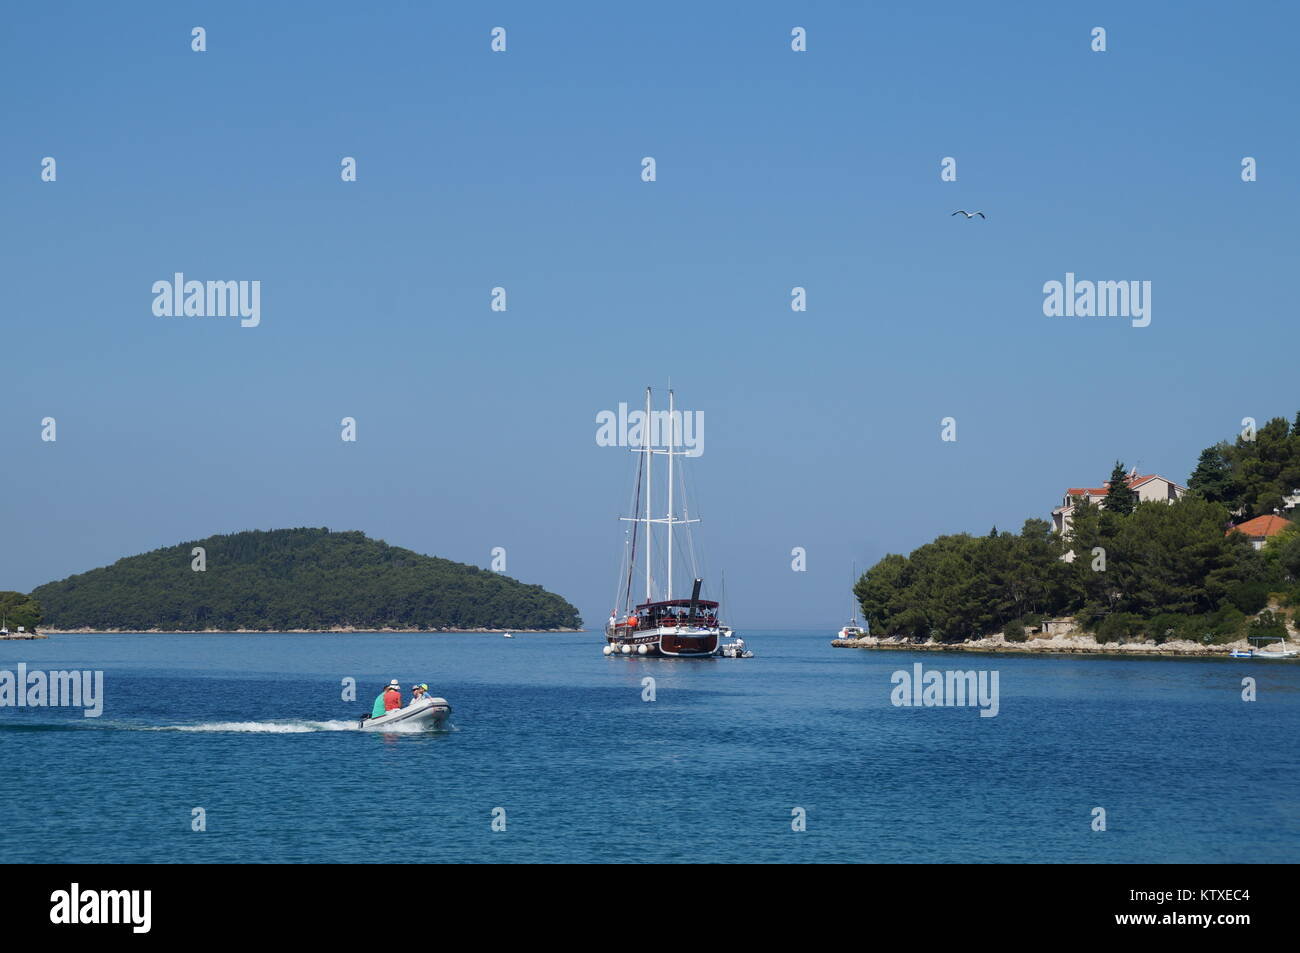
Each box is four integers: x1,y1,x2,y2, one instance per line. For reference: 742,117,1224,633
951,210,986,219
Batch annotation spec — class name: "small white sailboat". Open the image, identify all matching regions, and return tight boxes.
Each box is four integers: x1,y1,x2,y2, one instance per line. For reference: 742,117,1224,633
503,632,514,639
837,564,866,639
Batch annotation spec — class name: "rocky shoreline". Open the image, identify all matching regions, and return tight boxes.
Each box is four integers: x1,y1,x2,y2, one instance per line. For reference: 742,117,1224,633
38,626,584,634
0,631,48,640
831,632,1300,658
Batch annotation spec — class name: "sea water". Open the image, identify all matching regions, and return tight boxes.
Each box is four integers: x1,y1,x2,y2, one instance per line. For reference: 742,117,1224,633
1,631,1296,863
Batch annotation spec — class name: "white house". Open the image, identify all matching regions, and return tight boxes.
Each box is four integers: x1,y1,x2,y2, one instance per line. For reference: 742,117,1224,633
1052,467,1186,536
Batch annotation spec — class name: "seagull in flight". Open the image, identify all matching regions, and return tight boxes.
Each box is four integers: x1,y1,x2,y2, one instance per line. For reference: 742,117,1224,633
951,210,986,219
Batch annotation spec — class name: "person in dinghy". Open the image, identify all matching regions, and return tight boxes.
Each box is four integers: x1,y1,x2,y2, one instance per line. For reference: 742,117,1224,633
359,679,451,730
370,679,402,719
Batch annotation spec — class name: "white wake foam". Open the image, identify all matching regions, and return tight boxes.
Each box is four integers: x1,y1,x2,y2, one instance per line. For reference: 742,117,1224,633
165,719,360,733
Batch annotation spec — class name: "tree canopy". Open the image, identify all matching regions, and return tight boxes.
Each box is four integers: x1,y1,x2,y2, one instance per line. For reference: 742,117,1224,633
1188,414,1300,519
30,528,582,631
856,455,1295,644
854,519,1073,642
1102,460,1139,516
0,591,43,631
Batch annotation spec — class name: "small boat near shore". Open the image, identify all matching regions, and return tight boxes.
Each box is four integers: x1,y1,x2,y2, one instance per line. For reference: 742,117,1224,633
1230,634,1299,660
358,696,451,730
837,563,866,639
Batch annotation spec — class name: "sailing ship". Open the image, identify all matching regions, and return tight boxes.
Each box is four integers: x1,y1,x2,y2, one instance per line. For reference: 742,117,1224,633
604,388,729,658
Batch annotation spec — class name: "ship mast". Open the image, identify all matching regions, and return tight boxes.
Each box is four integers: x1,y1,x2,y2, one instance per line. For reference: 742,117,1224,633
644,386,652,603
620,386,699,607
654,387,698,600
667,388,674,600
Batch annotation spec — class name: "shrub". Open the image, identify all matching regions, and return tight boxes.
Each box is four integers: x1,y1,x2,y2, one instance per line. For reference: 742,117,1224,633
0,592,42,631
1225,580,1272,615
1095,612,1142,643
1145,613,1189,644
1203,606,1247,644
1250,609,1288,641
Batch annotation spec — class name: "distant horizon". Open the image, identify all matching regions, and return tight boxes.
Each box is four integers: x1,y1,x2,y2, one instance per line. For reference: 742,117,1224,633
10,406,1297,630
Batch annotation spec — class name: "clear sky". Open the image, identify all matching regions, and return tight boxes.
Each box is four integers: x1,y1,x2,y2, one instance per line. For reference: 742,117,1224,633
2,2,1297,628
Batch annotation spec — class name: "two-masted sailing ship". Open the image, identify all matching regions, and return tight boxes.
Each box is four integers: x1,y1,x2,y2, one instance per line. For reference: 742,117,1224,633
604,388,732,658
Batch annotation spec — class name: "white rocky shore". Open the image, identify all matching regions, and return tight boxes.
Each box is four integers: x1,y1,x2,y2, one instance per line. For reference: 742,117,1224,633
831,631,1300,658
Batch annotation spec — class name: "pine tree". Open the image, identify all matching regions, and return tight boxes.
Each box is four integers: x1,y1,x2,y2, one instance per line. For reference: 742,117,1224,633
1103,461,1139,516
1189,444,1234,504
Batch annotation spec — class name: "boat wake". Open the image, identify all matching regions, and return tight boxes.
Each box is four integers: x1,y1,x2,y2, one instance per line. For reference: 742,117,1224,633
160,719,455,734
162,719,361,733
3,717,455,734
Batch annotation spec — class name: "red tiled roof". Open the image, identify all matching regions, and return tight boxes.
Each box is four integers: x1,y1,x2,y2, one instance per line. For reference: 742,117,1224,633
1064,474,1174,497
1227,515,1292,539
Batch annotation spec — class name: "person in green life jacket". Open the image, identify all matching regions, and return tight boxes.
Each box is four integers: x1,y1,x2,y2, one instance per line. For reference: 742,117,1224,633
370,679,402,718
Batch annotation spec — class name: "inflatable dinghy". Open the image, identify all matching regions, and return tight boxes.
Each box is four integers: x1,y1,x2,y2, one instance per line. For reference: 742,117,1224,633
719,638,753,658
359,696,451,730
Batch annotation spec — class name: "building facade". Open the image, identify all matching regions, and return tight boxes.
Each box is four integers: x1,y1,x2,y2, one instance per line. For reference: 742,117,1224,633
1052,468,1187,536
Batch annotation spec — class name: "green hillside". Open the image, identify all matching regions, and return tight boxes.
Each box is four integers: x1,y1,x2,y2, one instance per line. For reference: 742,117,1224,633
0,591,43,631
857,417,1300,647
31,528,582,631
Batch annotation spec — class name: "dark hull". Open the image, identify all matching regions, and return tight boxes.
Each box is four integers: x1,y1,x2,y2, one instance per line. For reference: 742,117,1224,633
605,625,720,658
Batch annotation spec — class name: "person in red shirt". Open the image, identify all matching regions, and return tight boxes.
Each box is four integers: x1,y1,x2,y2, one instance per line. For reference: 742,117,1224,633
383,679,402,711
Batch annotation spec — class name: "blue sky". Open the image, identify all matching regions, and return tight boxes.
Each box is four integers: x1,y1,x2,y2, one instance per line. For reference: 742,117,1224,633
2,1,1297,627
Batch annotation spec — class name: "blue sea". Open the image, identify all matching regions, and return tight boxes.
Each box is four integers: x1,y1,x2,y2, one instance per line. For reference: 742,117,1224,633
2,631,1297,863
